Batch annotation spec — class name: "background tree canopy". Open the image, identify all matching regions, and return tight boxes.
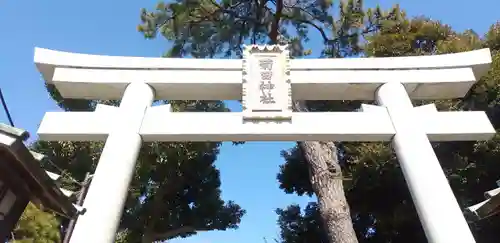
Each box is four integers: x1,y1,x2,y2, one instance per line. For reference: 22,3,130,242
14,101,245,242
276,13,500,243
9,1,500,243
137,1,398,242
11,204,60,243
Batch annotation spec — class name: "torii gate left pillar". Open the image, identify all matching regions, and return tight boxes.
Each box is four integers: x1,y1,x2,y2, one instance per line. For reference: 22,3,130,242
68,82,154,242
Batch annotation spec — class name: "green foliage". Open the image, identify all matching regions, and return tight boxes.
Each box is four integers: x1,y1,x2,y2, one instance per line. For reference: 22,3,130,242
16,2,498,243
276,13,500,243
11,203,61,243
485,22,500,52
137,0,400,242
28,94,245,242
138,0,395,57
276,203,328,243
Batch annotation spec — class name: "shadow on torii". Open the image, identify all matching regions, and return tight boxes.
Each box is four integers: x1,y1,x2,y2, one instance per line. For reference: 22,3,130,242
34,45,496,243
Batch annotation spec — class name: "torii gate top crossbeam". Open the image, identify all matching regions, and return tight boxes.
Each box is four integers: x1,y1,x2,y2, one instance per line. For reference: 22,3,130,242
34,47,492,101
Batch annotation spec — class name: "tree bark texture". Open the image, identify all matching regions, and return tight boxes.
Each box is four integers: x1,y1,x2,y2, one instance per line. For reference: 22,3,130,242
294,101,359,243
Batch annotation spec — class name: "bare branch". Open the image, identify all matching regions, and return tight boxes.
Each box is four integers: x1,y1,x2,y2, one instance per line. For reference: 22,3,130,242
270,0,284,42
282,14,331,43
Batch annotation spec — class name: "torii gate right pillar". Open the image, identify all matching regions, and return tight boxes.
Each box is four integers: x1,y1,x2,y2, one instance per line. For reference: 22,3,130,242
377,81,475,243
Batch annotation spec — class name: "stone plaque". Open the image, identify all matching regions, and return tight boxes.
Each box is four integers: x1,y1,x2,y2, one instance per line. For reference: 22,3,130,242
242,45,291,121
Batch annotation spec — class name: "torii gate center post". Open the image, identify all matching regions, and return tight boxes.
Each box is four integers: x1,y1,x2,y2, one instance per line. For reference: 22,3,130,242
35,45,496,243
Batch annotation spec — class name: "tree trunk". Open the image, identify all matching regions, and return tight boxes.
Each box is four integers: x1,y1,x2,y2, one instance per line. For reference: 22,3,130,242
268,5,357,241
294,101,358,243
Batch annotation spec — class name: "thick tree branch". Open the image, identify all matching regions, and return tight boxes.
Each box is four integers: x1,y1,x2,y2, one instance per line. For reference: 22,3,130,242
270,0,284,42
282,14,331,43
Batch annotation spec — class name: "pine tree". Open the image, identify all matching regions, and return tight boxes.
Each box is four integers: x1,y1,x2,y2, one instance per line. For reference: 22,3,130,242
276,14,500,243
137,1,397,241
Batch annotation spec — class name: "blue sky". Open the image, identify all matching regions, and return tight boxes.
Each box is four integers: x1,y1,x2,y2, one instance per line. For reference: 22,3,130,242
0,0,498,242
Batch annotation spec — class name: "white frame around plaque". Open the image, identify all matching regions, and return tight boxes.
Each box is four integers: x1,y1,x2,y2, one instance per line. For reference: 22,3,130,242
242,45,292,121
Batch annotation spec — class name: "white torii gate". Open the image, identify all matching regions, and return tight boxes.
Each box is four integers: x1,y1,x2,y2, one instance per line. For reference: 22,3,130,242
35,45,495,243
